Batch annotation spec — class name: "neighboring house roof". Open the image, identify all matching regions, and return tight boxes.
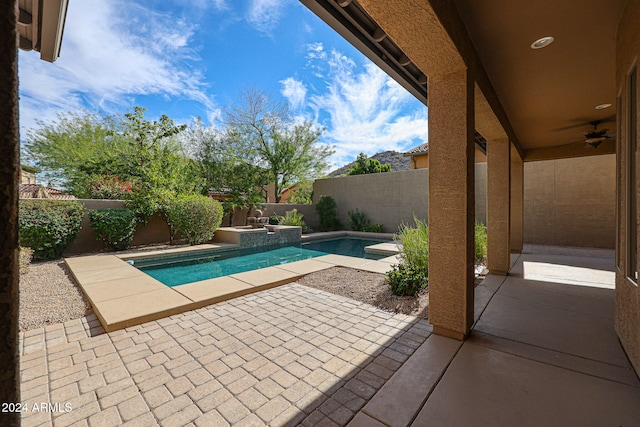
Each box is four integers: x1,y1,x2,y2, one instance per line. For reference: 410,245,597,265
404,132,488,157
20,164,40,174
404,142,429,156
19,184,76,200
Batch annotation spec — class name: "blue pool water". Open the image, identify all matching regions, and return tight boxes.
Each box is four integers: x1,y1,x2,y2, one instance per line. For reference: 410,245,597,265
132,237,386,287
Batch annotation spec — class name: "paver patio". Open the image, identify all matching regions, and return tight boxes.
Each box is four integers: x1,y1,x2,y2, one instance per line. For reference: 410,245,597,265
19,283,431,426
19,245,640,426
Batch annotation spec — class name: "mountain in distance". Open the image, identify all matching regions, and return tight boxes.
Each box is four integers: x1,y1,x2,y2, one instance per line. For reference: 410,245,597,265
327,150,410,177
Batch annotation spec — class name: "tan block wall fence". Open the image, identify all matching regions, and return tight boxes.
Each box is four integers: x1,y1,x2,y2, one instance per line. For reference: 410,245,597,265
312,166,488,233
58,155,614,255
524,154,615,248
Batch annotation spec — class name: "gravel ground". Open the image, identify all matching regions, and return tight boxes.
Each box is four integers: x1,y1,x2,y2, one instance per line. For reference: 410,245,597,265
298,265,487,319
298,266,431,318
19,260,93,331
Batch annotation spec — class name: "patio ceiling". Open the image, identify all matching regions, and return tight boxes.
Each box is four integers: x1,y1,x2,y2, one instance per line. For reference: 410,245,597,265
301,0,626,161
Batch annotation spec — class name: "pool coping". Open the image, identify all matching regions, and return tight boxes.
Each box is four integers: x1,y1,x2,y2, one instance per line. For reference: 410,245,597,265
64,241,401,332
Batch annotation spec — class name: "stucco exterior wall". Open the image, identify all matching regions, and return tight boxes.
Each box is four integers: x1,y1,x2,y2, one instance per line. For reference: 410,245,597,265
0,0,20,415
261,203,318,227
615,0,640,376
524,155,615,248
311,167,488,233
64,200,176,255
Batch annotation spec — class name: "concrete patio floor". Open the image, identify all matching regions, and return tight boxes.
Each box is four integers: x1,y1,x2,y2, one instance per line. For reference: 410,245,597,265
19,245,640,426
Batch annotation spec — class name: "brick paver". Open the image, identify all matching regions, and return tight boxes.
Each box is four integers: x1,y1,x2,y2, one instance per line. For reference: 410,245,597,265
19,283,431,426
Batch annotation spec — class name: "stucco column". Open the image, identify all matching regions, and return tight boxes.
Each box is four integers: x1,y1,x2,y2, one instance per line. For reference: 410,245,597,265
510,144,524,253
487,138,511,275
428,69,475,340
0,0,20,423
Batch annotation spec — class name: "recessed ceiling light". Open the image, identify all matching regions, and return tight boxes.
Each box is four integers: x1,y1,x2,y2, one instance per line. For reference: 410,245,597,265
531,36,554,49
595,103,612,110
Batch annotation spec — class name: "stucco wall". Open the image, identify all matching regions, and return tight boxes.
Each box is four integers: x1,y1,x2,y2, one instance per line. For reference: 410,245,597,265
524,155,615,248
261,203,319,228
64,200,175,255
0,0,20,413
615,0,640,376
312,166,488,233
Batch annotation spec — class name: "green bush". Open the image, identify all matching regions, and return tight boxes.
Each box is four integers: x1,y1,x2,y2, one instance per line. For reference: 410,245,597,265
348,208,371,231
475,221,488,263
315,195,342,231
19,247,33,275
282,209,305,227
269,215,283,225
19,200,84,260
88,208,137,251
394,217,429,276
164,195,223,245
386,263,427,296
365,224,384,233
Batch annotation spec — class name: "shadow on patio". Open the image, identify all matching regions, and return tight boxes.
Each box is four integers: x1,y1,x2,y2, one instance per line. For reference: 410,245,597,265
350,245,640,427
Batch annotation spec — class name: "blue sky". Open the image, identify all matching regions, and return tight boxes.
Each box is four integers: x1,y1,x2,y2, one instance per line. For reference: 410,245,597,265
18,0,428,167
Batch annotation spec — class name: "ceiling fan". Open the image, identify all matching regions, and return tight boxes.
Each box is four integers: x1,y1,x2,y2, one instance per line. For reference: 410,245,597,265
580,120,614,148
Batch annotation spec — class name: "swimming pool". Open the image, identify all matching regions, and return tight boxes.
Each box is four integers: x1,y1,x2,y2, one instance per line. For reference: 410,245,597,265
131,237,387,287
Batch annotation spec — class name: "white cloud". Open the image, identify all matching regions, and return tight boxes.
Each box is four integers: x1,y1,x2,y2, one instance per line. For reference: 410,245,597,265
280,77,307,110
18,0,217,134
211,0,227,9
306,48,428,167
246,0,286,34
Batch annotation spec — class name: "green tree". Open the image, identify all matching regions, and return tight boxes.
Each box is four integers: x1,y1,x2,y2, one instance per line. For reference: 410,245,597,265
224,88,333,203
24,107,203,220
188,118,269,222
23,111,125,194
347,153,392,175
288,180,313,204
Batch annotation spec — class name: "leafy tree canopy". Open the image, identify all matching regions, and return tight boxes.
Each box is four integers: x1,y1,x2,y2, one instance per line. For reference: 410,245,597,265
24,107,204,219
222,88,334,203
347,153,392,175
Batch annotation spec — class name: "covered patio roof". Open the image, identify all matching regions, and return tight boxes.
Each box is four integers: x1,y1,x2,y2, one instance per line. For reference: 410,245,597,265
302,0,622,161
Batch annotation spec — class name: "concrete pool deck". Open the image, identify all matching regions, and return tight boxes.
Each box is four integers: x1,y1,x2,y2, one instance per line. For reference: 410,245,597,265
65,244,400,333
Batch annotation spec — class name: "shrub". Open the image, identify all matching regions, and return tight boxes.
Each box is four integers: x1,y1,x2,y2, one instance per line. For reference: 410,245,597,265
164,195,223,245
268,215,283,225
394,217,429,276
125,185,174,223
19,200,84,260
475,221,488,263
315,195,342,231
88,208,137,251
348,208,371,231
386,263,427,296
365,224,384,233
19,247,33,275
282,209,305,227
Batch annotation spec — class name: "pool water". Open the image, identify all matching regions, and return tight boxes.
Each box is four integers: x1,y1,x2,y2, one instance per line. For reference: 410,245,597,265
132,237,386,287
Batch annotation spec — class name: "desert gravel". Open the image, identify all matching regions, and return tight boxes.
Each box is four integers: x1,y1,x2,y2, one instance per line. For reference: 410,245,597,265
297,266,431,318
19,260,93,331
